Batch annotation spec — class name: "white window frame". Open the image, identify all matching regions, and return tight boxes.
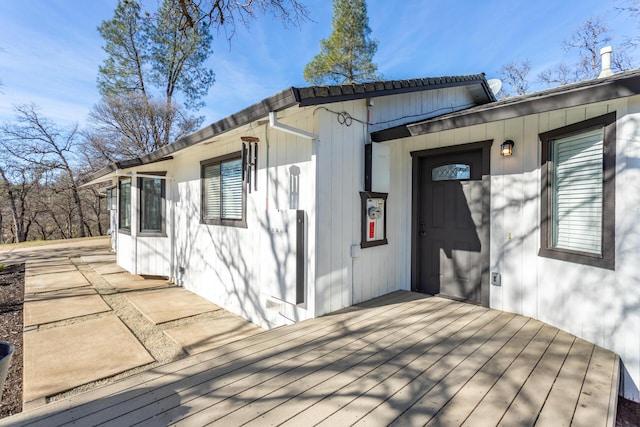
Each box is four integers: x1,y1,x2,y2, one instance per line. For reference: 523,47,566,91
138,173,166,236
118,178,132,233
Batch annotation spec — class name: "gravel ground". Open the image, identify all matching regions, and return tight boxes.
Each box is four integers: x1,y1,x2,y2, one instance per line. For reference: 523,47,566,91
0,264,24,418
46,256,228,403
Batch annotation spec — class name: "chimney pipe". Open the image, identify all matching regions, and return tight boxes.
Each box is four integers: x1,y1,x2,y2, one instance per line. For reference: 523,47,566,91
599,46,614,78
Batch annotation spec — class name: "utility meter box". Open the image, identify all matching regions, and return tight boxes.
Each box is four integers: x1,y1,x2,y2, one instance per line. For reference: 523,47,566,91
360,192,388,248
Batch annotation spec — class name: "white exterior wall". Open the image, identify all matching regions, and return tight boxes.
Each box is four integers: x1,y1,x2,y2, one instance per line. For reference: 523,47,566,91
392,96,640,401
115,161,174,278
314,87,478,316
169,108,317,329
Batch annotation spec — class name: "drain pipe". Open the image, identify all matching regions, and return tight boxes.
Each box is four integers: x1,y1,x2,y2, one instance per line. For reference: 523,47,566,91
269,112,318,140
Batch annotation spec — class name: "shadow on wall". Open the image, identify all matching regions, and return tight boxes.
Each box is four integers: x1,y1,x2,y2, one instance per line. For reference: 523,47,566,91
492,115,640,400
173,163,304,328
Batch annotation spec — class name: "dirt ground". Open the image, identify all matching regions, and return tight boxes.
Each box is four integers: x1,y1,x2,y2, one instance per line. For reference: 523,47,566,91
0,263,24,418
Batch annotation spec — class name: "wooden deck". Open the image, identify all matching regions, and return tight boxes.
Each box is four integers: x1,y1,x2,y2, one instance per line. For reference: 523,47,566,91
3,291,619,426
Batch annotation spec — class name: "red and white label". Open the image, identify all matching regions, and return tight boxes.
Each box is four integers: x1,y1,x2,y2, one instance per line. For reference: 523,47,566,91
369,222,375,239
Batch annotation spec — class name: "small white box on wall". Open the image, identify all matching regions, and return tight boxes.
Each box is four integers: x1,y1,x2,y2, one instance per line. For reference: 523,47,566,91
365,143,390,193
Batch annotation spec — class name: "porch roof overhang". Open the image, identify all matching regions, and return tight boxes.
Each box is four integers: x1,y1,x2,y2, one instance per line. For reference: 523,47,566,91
80,156,174,187
81,74,495,186
371,69,640,142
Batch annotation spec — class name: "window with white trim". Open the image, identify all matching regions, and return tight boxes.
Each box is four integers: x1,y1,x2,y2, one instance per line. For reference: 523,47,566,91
139,175,165,235
201,152,246,227
539,112,615,270
118,178,131,232
106,187,117,210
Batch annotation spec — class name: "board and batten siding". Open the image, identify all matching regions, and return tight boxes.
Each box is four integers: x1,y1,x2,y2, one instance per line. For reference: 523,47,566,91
169,108,317,329
115,162,174,278
391,96,640,401
313,86,479,317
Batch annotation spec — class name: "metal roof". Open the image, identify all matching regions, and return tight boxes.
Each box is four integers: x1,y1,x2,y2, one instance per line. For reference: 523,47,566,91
372,69,640,142
82,74,494,185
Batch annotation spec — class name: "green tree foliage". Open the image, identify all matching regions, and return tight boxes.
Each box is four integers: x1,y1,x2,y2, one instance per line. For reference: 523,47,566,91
303,0,379,85
93,0,214,159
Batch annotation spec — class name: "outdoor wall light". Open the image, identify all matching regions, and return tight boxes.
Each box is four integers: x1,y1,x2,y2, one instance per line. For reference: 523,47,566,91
500,139,515,156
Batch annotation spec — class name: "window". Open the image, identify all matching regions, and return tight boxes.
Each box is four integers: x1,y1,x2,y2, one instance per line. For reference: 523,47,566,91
106,187,117,210
201,152,246,227
432,164,471,181
118,178,131,232
539,112,615,269
139,174,165,235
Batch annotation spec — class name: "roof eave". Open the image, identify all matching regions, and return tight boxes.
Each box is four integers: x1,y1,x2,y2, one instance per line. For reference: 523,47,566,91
406,71,640,137
83,73,495,182
82,87,300,184
297,75,495,107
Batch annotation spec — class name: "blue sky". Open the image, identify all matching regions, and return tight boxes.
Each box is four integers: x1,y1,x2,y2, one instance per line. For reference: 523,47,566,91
0,0,636,128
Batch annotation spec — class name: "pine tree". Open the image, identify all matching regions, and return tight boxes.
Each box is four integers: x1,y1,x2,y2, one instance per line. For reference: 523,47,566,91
303,0,379,85
92,0,214,157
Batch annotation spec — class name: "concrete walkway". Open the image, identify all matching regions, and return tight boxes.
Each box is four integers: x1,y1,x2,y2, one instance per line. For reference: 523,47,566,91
2,238,263,408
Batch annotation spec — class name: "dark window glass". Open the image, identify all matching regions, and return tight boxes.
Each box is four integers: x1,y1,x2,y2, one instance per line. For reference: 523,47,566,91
140,177,164,233
119,178,131,231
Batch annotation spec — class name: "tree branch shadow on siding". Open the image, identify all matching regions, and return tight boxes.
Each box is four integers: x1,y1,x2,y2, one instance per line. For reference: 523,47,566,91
491,115,640,400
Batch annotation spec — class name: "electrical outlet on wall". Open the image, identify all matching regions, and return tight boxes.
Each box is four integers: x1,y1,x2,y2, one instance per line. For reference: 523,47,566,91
491,272,501,286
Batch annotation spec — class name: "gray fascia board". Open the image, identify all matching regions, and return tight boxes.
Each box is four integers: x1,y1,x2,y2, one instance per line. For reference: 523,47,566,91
142,87,299,163
407,73,640,136
80,156,173,186
82,73,495,182
83,87,300,183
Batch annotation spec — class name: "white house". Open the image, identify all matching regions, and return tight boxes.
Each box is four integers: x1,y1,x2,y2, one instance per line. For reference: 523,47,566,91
86,69,640,402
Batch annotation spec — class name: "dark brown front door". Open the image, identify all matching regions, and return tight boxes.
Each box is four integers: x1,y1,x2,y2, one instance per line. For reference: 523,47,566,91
413,144,489,305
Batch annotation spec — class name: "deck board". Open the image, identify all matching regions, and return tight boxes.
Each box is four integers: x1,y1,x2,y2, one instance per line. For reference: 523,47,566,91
231,303,481,426
535,337,594,426
0,292,619,427
497,330,576,426
83,293,446,426
29,291,422,426
144,297,460,426
423,319,545,426
461,323,558,426
255,306,482,426
572,346,618,426
385,315,531,426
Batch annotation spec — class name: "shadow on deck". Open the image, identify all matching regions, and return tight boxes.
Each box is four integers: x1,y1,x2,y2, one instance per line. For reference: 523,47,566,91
0,291,619,426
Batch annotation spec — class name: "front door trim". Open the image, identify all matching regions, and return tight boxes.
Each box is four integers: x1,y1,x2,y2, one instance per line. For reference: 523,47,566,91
410,140,493,307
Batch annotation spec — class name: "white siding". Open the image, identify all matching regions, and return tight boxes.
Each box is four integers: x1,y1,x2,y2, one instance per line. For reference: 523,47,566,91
115,162,174,278
170,108,317,329
116,233,133,272
369,87,477,134
313,87,478,316
393,97,640,401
